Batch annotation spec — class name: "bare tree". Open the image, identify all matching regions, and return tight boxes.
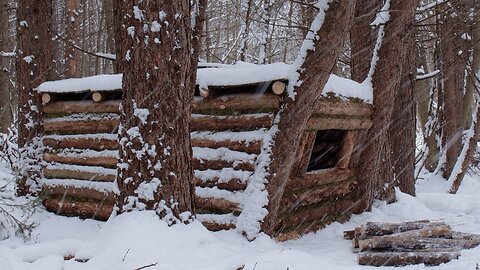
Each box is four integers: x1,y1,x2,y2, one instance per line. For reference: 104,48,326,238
64,0,81,78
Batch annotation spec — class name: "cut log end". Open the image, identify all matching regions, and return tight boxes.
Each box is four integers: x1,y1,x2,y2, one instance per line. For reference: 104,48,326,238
42,93,51,104
92,92,103,102
272,81,286,95
200,88,210,98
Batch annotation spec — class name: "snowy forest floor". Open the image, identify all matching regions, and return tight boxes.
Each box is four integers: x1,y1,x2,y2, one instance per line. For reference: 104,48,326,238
1,162,480,270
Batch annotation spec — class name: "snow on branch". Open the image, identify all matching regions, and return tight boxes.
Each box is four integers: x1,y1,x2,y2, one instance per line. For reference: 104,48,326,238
0,51,15,58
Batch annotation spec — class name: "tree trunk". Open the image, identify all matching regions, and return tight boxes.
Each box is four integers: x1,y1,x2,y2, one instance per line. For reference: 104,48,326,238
115,0,195,222
439,1,471,179
355,0,417,209
16,0,53,194
389,0,417,195
64,0,81,78
259,0,356,235
0,0,12,133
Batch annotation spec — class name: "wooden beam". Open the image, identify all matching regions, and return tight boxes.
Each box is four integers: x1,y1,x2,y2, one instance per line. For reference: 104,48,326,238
44,153,118,168
314,100,373,117
191,138,261,154
286,168,354,192
43,118,120,133
191,114,273,131
195,177,247,191
43,167,116,182
193,159,255,171
43,197,113,221
337,130,357,169
195,197,241,213
306,116,372,131
43,185,116,202
289,131,317,178
43,136,119,150
192,94,279,114
44,100,121,114
358,250,460,266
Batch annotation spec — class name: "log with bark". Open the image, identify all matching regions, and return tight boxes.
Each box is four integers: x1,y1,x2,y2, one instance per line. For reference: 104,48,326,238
44,100,121,114
345,220,480,266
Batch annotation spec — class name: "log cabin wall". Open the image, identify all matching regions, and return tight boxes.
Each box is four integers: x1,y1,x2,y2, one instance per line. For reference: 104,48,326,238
38,76,373,238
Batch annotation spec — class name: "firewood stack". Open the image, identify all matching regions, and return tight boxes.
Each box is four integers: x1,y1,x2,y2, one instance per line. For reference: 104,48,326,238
343,220,480,267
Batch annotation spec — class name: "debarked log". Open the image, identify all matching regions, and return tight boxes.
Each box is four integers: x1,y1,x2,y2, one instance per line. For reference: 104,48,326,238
192,94,279,114
356,221,447,240
358,250,460,266
43,197,113,221
359,235,480,252
43,185,116,202
43,118,120,134
306,116,372,131
44,100,121,114
43,136,119,150
191,114,273,131
191,138,261,154
193,159,255,171
286,168,354,192
43,167,116,182
44,153,118,168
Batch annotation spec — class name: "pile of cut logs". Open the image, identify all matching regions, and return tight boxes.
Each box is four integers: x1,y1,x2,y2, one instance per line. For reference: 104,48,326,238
343,220,480,267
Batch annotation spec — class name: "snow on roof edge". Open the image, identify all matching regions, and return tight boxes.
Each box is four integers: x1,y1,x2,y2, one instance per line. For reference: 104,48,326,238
36,63,372,103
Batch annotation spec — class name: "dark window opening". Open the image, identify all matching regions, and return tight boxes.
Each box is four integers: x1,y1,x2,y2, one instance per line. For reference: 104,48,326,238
307,129,346,171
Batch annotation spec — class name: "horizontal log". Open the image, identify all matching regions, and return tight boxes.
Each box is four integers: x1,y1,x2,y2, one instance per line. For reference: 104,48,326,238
43,197,113,221
43,167,116,182
43,118,119,134
92,92,103,102
306,116,372,131
286,168,354,192
359,236,479,252
43,136,119,150
272,81,286,95
191,114,273,131
43,185,116,202
314,100,373,117
192,94,279,114
356,221,446,240
193,159,255,171
44,153,118,168
195,177,247,191
358,250,460,266
191,138,261,154
42,93,51,104
45,114,272,134
44,100,121,114
276,199,357,234
201,221,236,231
195,197,241,214
280,180,355,211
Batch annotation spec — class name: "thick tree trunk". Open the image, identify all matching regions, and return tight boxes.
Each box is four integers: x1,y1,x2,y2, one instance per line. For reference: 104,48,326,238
115,0,195,222
439,1,471,179
355,0,417,208
389,0,417,195
64,0,81,78
260,0,356,235
0,0,12,133
16,0,53,194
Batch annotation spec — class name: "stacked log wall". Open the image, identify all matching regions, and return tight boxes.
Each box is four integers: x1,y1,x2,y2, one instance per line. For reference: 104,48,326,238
39,85,372,236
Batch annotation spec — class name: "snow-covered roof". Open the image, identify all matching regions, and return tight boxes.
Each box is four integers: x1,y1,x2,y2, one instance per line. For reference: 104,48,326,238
36,63,372,103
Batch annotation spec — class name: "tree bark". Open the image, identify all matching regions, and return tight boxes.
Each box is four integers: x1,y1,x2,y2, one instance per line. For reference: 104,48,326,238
115,0,195,222
16,0,53,194
260,0,356,235
389,0,417,195
355,0,417,208
0,0,12,133
64,0,81,78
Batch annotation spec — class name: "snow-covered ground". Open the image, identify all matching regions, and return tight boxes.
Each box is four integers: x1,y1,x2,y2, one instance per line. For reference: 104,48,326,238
1,162,480,270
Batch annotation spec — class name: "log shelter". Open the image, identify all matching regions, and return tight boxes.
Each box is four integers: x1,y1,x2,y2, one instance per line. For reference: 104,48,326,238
36,64,373,240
